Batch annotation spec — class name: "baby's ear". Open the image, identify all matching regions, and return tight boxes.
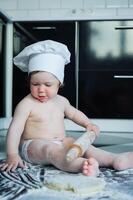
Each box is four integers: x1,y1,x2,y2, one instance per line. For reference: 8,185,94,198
59,82,64,88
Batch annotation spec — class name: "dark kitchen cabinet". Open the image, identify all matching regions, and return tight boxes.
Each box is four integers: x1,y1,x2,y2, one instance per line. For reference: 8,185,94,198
13,20,133,119
78,21,133,119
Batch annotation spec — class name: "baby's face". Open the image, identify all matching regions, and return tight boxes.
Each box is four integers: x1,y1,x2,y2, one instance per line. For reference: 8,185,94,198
30,71,60,102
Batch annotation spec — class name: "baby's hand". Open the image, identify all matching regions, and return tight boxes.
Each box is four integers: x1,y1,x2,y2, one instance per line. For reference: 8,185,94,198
86,123,100,138
0,153,25,172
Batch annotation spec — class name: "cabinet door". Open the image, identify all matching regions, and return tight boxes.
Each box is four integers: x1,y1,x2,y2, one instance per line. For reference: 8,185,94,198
13,21,76,110
79,21,133,119
79,71,133,118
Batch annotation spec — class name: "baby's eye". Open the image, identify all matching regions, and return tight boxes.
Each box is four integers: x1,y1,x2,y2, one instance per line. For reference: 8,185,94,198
45,83,52,87
31,82,39,86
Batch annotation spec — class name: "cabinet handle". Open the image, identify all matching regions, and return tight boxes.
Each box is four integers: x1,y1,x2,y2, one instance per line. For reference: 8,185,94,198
114,75,133,79
115,26,133,30
33,27,56,30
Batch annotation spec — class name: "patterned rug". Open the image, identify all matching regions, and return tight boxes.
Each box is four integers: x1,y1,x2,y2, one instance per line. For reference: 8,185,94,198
0,159,133,200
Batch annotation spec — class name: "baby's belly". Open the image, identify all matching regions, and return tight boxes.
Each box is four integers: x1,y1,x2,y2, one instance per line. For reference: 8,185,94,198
22,129,65,140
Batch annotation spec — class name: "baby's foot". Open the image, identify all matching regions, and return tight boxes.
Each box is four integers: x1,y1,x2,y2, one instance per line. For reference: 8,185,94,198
113,152,133,170
82,157,99,177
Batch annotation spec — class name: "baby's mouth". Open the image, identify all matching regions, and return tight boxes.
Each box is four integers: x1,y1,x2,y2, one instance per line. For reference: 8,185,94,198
38,96,48,102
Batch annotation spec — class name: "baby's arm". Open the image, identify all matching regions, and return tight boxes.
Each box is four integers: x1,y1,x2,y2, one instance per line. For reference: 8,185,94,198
64,99,100,135
64,99,100,161
0,97,31,171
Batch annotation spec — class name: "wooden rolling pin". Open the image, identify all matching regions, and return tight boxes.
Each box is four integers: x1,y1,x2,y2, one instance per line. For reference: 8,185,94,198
66,131,96,161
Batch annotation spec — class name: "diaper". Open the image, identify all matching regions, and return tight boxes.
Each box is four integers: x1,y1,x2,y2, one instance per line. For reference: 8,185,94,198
19,138,64,163
19,139,33,163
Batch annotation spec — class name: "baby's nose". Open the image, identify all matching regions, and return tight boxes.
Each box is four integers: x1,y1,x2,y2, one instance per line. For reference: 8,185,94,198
39,85,45,92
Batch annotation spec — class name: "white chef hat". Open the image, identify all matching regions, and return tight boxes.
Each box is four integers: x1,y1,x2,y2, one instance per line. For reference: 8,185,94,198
13,40,71,83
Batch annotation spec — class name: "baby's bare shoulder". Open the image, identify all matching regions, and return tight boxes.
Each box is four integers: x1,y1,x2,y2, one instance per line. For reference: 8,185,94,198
57,95,70,105
15,94,35,111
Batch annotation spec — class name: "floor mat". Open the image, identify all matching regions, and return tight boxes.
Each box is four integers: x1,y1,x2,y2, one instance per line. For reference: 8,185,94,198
0,159,133,200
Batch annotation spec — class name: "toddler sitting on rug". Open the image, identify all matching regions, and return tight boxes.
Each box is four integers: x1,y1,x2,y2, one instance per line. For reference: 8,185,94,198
1,40,133,176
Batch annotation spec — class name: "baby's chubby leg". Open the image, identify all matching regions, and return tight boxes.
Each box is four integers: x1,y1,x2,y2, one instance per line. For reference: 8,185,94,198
112,152,133,170
84,145,133,170
23,140,61,165
48,146,100,176
26,138,99,176
25,137,75,165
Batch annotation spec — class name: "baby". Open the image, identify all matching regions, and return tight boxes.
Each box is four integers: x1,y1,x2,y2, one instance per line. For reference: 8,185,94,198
0,40,133,176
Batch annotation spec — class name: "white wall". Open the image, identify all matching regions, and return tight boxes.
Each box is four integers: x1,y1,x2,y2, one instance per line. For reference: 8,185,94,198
0,0,133,21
